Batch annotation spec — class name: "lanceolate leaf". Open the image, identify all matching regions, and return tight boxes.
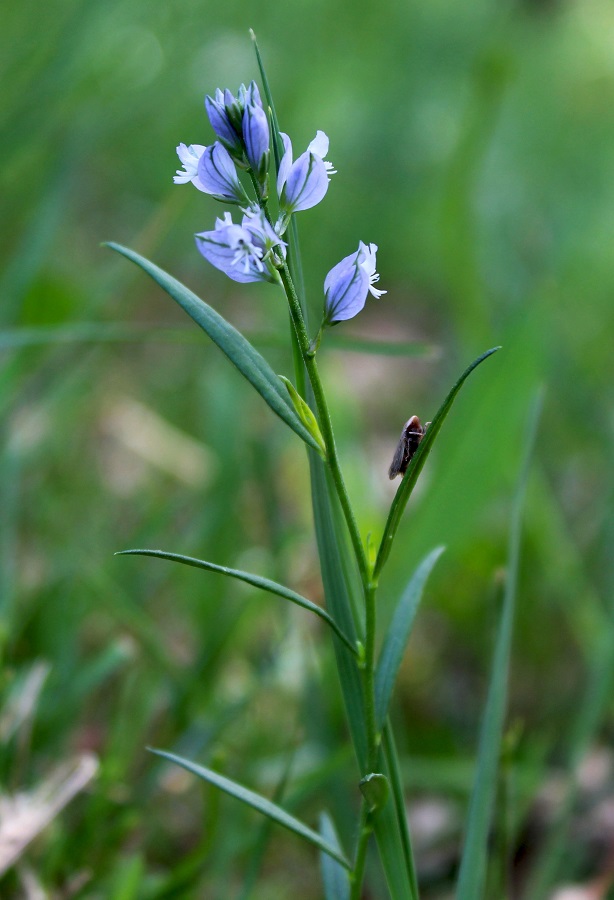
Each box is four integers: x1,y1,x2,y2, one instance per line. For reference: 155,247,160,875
251,29,284,174
310,458,417,900
150,749,351,869
374,346,501,580
455,392,542,900
251,39,418,894
319,812,350,900
116,548,356,654
105,243,320,452
375,546,445,729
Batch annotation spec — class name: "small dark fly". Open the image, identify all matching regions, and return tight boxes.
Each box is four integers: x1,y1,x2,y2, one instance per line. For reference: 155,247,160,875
388,415,430,480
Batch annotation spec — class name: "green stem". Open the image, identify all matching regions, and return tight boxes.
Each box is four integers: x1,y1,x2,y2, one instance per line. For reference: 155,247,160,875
364,579,378,770
277,258,379,767
382,723,419,897
350,802,372,900
276,262,370,589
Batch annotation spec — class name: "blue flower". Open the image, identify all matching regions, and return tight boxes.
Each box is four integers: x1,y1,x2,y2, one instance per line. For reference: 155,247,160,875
196,142,251,205
195,209,286,284
277,131,336,227
242,103,270,187
324,242,386,324
174,143,207,190
205,82,265,164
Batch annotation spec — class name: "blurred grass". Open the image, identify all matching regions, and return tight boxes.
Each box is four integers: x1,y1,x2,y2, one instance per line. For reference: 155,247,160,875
1,0,613,895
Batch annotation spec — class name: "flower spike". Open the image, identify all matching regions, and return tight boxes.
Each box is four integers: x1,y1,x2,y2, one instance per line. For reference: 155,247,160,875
204,81,266,166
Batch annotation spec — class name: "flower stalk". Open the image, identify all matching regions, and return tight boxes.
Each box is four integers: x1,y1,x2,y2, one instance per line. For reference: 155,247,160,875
166,66,421,898
275,260,370,589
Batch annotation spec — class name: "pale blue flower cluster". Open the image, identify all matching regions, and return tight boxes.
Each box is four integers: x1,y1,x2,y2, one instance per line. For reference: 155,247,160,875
175,81,385,323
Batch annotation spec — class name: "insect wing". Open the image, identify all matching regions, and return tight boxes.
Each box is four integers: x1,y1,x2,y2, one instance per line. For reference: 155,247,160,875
388,435,407,480
388,415,425,481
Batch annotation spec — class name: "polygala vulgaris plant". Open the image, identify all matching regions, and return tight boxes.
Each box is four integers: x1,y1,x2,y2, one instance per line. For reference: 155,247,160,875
107,31,539,900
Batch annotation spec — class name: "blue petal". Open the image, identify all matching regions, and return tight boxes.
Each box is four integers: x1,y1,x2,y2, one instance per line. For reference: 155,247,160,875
195,231,268,283
204,96,240,151
324,252,369,323
283,152,329,212
246,80,263,109
242,105,269,176
197,143,248,204
276,133,293,196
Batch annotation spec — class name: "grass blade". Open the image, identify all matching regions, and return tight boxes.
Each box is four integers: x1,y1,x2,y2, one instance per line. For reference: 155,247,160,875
149,748,351,869
105,243,320,452
524,620,614,896
310,460,417,900
455,391,542,900
251,41,416,893
375,546,445,730
251,29,284,170
381,724,419,897
374,346,501,580
239,751,295,900
116,548,356,654
310,459,366,765
319,812,350,900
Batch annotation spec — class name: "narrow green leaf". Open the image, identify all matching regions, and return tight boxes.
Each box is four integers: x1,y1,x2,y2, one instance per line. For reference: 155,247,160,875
309,460,366,765
251,39,416,894
116,548,356,655
239,751,294,900
375,546,445,729
319,812,350,900
149,748,351,869
455,391,542,900
251,29,284,169
525,616,614,896
310,461,417,900
374,346,501,580
381,724,420,897
251,26,309,378
104,243,320,452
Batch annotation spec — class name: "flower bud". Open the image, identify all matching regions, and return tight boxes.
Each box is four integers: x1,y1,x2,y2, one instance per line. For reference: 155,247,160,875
242,104,270,189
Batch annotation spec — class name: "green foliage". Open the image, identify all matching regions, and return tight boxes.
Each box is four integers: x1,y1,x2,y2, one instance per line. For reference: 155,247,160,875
2,0,614,896
319,812,351,900
374,347,500,579
116,547,356,652
149,748,351,868
106,243,321,452
455,392,541,899
375,546,445,729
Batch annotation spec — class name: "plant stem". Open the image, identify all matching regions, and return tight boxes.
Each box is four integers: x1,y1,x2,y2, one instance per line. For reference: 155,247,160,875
364,579,378,770
382,723,419,896
350,802,372,900
276,261,370,589
277,259,382,898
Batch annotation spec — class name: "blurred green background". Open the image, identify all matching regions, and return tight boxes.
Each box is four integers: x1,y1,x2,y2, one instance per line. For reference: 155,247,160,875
2,0,614,896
